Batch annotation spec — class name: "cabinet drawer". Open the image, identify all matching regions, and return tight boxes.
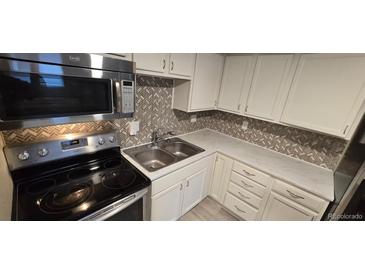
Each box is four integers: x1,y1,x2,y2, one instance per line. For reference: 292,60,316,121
232,161,270,186
224,192,258,220
227,182,262,209
272,179,326,213
230,171,266,198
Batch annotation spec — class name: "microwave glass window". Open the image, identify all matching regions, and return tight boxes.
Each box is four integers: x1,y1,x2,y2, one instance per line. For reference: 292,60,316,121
0,72,112,120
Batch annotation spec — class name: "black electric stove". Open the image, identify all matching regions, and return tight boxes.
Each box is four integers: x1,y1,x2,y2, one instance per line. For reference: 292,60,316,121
5,133,150,221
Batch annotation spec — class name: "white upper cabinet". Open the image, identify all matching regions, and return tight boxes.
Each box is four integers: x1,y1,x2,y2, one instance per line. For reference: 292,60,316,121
133,53,195,79
190,53,224,110
281,54,365,137
173,53,224,112
133,53,168,73
169,53,196,77
218,55,255,114
245,54,297,121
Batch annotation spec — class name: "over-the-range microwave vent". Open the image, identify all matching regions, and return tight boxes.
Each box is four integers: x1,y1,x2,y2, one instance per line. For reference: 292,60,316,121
0,53,136,130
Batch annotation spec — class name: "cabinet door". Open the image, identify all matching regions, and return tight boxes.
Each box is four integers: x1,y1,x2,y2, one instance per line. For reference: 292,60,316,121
190,54,224,110
281,54,365,137
181,169,206,215
262,192,316,221
151,182,183,221
246,54,295,120
209,154,233,203
169,53,196,77
133,53,168,73
218,55,255,113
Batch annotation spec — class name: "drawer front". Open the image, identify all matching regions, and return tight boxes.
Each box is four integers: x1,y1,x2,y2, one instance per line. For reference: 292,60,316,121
232,161,270,187
272,179,326,213
224,192,258,220
228,182,262,209
230,171,266,198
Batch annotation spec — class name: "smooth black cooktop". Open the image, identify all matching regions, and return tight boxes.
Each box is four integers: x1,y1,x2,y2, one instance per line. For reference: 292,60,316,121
11,148,150,221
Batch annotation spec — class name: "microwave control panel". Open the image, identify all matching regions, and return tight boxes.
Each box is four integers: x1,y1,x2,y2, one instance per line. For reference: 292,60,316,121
121,80,135,114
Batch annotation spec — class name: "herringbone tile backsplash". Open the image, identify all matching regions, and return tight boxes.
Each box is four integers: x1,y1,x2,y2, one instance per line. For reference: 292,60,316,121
0,75,346,170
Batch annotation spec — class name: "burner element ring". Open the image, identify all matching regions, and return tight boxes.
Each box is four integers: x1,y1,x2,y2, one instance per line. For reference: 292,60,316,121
39,182,93,214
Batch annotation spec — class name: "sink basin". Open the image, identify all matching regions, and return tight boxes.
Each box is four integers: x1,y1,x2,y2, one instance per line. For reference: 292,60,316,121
133,148,175,171
162,141,202,159
123,138,205,172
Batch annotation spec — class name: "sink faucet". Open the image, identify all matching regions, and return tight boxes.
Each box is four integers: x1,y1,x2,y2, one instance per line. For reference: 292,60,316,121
151,128,175,145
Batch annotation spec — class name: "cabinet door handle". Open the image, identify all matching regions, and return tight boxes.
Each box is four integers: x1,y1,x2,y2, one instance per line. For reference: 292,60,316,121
238,192,250,199
234,205,246,213
242,169,255,177
186,181,189,187
241,181,253,188
171,61,174,71
286,190,304,199
343,125,349,135
163,59,166,69
180,184,183,191
237,104,241,110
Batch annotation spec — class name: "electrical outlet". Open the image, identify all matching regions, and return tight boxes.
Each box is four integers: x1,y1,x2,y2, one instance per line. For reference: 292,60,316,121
190,114,197,123
241,120,249,130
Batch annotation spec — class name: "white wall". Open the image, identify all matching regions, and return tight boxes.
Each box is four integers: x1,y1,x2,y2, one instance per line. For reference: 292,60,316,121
0,136,13,220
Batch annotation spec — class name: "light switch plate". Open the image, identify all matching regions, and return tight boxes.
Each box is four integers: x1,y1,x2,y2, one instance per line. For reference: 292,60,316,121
190,115,197,123
242,120,249,130
128,120,140,135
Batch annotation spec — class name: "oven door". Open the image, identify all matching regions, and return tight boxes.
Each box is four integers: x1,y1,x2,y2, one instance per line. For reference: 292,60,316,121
0,58,119,130
81,188,150,221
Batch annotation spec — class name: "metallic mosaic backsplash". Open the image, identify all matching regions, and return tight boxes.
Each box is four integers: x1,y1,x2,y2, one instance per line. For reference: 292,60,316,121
205,111,346,170
0,75,347,170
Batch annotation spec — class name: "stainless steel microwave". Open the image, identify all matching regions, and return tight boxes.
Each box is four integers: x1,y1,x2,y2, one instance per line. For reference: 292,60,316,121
0,53,135,130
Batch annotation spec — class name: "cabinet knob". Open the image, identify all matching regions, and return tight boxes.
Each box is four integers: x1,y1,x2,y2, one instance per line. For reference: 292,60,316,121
171,61,174,71
163,59,166,69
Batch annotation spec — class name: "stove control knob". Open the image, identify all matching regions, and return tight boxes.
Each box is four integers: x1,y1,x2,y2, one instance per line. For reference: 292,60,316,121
17,151,30,161
109,136,115,143
98,137,105,145
38,148,49,157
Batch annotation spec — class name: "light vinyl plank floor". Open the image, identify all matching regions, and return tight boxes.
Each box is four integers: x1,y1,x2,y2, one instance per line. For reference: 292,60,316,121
179,197,238,221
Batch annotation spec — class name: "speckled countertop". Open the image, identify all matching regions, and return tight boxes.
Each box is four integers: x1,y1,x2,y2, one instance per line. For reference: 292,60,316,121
121,129,334,201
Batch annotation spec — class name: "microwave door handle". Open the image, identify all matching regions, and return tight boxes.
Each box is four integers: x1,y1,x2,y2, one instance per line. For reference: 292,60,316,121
114,80,122,113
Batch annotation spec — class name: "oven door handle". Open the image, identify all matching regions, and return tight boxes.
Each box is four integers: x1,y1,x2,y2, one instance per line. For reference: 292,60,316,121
81,187,148,221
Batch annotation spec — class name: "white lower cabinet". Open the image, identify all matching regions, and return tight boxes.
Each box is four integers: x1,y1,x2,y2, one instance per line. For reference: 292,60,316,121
181,169,207,215
151,152,330,221
209,154,233,203
151,181,184,221
262,192,316,221
224,192,258,221
151,155,214,221
209,155,329,221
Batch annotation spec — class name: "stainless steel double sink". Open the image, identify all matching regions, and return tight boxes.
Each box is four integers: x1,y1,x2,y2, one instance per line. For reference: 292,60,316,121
123,138,205,172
